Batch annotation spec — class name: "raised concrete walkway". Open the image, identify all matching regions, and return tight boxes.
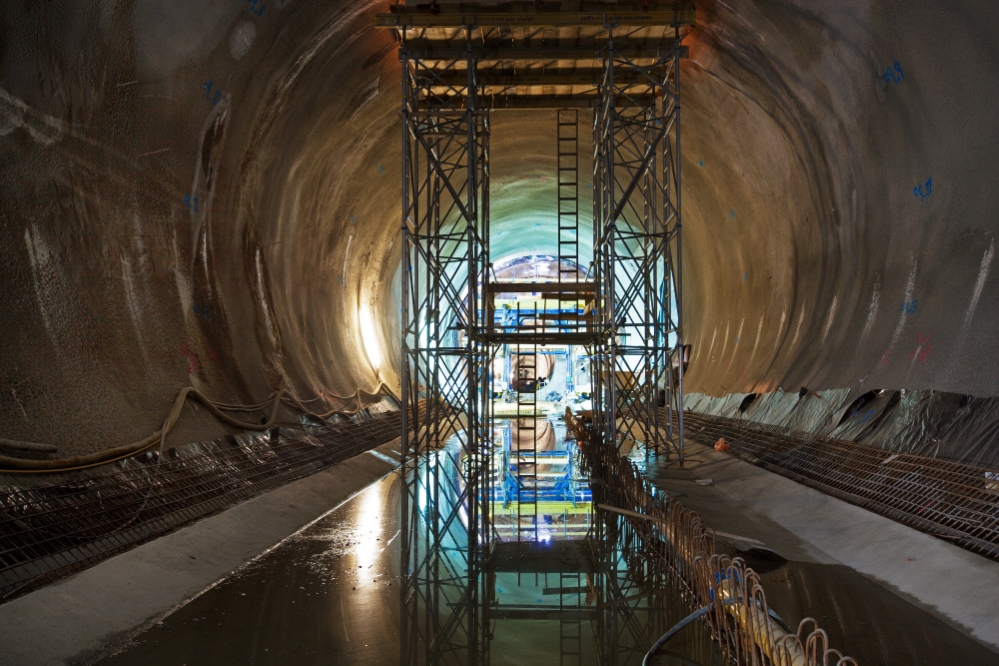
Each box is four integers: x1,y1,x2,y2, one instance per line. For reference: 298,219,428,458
0,438,402,666
654,440,999,652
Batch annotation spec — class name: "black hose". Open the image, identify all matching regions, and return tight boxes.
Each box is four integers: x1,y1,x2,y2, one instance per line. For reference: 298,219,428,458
642,603,721,666
766,606,792,634
642,600,791,666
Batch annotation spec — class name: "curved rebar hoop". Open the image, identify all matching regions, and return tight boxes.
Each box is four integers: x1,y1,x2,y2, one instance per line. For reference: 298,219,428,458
803,626,831,664
566,411,859,665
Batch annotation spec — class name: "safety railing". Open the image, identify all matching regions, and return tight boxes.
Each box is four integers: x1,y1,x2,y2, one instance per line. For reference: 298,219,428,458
566,411,857,666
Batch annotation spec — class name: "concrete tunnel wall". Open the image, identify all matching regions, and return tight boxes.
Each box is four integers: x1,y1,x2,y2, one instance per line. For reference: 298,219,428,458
2,0,999,458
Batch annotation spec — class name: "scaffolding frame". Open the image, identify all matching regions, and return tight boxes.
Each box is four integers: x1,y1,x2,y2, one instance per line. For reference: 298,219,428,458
386,6,696,664
399,31,493,666
591,29,686,460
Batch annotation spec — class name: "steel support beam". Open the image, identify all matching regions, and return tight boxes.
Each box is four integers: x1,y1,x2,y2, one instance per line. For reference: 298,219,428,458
415,94,659,110
376,4,696,29
405,43,688,62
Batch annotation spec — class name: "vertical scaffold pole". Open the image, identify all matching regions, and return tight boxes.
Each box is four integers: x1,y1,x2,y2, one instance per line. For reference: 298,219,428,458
399,29,411,666
674,26,686,464
399,24,491,666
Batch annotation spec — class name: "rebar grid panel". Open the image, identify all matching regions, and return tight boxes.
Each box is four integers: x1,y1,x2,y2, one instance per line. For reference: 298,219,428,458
399,32,493,666
680,411,999,562
567,412,858,666
591,30,686,460
0,409,406,603
592,507,722,666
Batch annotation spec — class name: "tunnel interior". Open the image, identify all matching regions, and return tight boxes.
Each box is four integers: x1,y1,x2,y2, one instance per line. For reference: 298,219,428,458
5,0,999,450
3,0,999,664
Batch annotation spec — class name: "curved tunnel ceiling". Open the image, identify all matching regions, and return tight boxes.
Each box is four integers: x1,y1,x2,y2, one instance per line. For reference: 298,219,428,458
2,0,999,455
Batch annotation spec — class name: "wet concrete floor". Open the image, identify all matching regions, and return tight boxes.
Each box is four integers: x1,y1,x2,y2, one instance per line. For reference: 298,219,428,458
97,468,999,665
99,477,405,665
96,472,719,666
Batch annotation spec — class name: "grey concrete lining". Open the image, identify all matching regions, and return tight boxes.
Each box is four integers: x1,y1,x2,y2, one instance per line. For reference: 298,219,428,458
670,441,999,651
0,438,402,666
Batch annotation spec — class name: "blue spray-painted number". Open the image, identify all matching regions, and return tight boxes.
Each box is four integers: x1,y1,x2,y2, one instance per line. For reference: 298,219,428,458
884,62,905,84
184,194,199,212
901,299,918,314
193,305,211,321
247,0,265,16
203,80,222,106
914,177,932,201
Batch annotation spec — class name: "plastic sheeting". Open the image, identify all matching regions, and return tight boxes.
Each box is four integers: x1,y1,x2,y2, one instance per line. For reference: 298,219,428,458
685,388,851,433
686,388,999,468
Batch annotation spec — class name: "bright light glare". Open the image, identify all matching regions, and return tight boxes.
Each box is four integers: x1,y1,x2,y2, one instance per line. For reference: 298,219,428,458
359,306,383,368
353,484,382,570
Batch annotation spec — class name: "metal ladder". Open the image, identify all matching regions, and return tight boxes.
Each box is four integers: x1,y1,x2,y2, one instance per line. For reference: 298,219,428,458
559,571,583,665
557,109,579,284
515,338,538,541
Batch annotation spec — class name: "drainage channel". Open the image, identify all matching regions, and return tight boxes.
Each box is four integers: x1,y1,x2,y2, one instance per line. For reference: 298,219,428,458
0,407,408,602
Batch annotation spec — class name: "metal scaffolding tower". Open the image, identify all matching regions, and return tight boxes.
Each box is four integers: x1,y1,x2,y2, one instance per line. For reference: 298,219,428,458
381,4,696,665
398,33,492,666
592,30,687,460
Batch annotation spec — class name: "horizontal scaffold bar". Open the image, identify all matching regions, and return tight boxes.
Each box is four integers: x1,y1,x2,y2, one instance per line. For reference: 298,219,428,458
408,93,657,109
487,281,595,293
490,608,599,621
494,501,592,514
377,3,696,28
480,332,601,344
403,42,688,61
428,67,675,88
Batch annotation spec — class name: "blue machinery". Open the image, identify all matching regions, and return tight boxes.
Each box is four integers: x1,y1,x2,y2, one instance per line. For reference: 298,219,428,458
380,4,694,665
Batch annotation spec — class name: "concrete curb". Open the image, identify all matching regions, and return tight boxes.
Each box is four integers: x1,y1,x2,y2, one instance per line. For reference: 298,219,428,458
686,440,999,651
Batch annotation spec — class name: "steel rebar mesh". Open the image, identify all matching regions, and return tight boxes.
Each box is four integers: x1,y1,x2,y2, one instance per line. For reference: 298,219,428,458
566,411,857,666
0,408,408,603
680,411,999,562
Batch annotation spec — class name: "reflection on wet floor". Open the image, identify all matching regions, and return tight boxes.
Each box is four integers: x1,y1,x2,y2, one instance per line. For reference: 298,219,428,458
99,433,999,666
739,552,999,665
490,418,593,542
98,476,404,666
402,420,722,665
97,468,720,665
